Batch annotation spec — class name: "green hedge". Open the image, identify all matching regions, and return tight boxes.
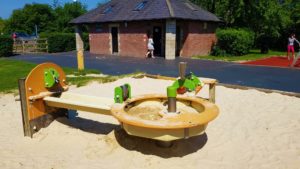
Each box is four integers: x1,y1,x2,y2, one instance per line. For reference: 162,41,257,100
40,33,89,53
0,36,13,57
213,28,254,56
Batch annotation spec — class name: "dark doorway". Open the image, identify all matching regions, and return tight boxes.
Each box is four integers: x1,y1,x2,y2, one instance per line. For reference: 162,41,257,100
176,26,182,57
153,26,162,56
111,27,119,53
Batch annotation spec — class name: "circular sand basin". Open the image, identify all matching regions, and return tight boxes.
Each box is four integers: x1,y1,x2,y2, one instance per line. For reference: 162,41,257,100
111,94,219,141
126,99,204,121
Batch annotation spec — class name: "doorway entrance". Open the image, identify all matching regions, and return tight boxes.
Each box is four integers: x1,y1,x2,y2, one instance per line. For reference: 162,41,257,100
111,27,119,53
153,26,162,56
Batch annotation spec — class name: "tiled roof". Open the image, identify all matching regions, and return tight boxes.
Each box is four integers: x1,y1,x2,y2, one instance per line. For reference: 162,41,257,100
70,0,220,24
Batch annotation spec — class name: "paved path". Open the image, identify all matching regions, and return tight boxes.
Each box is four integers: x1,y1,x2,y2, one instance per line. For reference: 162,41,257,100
11,52,300,93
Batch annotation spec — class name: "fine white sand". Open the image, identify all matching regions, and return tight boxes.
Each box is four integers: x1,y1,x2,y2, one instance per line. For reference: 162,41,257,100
0,77,299,169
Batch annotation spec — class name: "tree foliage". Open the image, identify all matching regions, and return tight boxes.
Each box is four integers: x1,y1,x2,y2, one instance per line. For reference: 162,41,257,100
0,36,13,57
0,18,5,34
53,2,87,32
5,4,55,34
190,0,216,13
4,2,86,34
289,0,300,35
191,0,297,52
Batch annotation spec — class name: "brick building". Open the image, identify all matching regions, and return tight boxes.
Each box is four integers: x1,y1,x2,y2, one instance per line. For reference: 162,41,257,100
71,0,220,60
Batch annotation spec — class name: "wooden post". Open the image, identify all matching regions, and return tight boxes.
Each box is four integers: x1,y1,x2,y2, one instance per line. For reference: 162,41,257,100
22,40,25,53
13,40,15,53
75,25,85,70
18,78,32,137
34,39,37,53
209,83,216,103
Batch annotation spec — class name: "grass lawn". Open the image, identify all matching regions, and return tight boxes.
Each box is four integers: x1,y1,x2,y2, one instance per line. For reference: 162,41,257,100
193,49,286,62
0,58,140,93
66,71,143,88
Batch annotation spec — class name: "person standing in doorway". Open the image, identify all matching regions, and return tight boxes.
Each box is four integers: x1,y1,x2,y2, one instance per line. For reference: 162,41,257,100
287,33,300,61
146,35,155,58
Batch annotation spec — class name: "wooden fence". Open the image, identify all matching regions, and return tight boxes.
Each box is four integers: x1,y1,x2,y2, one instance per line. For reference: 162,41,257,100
13,38,48,53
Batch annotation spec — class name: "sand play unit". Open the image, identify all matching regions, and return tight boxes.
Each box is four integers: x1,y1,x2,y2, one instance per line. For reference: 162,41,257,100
0,63,299,169
18,62,219,146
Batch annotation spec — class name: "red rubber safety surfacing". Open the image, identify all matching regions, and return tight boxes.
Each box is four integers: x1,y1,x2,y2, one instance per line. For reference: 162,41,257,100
242,56,300,68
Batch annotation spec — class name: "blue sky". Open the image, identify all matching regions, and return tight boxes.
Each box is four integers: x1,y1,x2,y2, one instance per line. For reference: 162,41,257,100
0,0,105,19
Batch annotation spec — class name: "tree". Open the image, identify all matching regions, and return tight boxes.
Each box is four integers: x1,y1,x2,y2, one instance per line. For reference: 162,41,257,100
190,0,244,26
5,3,55,34
246,0,292,52
216,0,244,26
53,2,87,32
190,0,216,13
0,17,5,35
289,0,300,33
191,0,293,53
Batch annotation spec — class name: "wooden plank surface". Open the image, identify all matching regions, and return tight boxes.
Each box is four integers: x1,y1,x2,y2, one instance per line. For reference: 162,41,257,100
44,93,114,116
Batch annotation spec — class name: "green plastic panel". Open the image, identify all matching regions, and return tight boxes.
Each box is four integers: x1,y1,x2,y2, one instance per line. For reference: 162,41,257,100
114,83,131,103
171,72,204,92
44,68,60,88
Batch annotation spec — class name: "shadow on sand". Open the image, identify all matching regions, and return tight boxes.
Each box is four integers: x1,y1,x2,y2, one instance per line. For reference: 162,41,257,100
113,128,207,158
57,113,207,158
56,116,119,135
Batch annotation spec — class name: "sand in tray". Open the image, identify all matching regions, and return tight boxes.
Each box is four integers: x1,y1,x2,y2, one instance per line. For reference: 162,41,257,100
127,100,165,120
126,100,202,121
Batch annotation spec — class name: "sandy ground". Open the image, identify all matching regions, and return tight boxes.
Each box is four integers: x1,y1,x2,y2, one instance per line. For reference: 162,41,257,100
0,77,299,169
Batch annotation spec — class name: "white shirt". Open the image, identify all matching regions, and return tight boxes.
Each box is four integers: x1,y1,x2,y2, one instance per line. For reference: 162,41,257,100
288,37,300,46
147,38,154,50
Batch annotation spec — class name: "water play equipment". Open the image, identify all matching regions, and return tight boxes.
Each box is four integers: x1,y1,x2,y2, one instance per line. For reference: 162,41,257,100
18,62,219,145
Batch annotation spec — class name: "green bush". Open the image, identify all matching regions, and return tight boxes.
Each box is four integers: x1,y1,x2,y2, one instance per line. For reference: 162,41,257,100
213,28,254,56
40,33,75,53
40,33,89,53
0,36,13,57
210,46,227,56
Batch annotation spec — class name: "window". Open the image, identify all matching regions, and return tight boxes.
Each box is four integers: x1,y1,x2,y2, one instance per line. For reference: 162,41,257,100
103,5,113,14
95,24,103,32
134,1,147,11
